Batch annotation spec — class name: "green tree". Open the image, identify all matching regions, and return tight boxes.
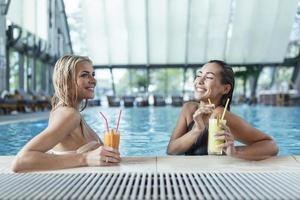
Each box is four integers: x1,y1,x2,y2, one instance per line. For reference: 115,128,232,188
116,69,149,94
151,68,183,95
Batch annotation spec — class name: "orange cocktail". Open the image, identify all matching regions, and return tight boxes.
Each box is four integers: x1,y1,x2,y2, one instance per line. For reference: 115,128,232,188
104,129,120,149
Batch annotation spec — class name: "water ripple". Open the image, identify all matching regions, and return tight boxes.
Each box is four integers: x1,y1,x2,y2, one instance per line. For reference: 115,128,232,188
0,105,299,156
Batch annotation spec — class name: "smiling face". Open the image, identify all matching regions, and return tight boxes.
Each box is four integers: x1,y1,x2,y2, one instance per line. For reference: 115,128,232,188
194,62,231,105
75,61,96,101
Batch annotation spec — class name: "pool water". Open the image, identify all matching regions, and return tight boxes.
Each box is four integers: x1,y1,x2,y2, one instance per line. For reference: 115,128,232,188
0,105,300,156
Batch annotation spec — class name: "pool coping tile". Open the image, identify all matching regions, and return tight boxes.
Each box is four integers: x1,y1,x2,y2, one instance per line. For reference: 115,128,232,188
292,155,300,163
1,156,300,173
156,155,300,173
0,156,157,173
0,156,13,173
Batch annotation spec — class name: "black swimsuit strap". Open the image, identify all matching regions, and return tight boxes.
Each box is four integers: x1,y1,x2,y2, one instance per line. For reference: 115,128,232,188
185,121,208,155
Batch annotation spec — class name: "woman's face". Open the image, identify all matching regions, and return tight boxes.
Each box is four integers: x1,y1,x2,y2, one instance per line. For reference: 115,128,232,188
194,62,229,102
75,61,97,100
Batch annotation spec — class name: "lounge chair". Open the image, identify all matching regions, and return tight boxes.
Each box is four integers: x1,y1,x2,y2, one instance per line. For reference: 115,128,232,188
290,94,300,106
107,96,121,107
0,96,19,114
171,96,183,106
87,99,101,107
30,90,52,110
0,98,4,114
153,95,166,106
136,96,149,107
123,96,135,107
14,90,36,111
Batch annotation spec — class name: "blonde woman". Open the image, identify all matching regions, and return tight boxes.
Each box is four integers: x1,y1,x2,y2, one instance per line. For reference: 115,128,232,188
12,55,121,172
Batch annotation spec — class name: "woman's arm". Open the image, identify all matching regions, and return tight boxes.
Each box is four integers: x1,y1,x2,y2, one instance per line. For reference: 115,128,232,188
12,107,84,172
217,108,278,160
167,103,205,155
12,107,120,172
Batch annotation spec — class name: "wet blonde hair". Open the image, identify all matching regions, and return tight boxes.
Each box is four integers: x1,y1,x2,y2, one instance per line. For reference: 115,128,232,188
51,55,92,111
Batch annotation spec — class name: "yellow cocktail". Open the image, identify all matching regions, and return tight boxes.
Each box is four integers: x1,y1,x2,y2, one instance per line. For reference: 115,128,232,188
208,118,226,155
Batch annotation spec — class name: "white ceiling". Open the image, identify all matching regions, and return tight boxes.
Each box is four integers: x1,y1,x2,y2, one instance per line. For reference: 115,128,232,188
66,0,299,66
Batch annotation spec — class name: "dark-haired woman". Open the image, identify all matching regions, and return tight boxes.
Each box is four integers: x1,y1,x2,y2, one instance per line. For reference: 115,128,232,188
167,60,278,160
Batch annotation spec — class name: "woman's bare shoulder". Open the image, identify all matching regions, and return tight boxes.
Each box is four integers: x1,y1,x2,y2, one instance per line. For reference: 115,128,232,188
49,107,81,124
182,101,199,113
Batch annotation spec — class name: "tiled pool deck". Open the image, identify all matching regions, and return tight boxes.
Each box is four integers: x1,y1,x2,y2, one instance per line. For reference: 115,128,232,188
0,111,49,125
1,155,299,173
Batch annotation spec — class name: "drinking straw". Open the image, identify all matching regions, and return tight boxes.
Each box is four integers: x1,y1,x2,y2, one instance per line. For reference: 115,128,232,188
116,109,122,132
221,98,230,121
99,112,109,132
208,98,212,105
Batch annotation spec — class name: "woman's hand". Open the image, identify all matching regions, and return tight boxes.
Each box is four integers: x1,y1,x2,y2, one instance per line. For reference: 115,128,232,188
215,124,236,156
85,146,121,166
192,103,215,131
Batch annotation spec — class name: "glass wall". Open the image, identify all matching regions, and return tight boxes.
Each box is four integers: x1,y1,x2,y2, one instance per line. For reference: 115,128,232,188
150,68,184,96
95,69,113,97
94,67,199,98
26,57,34,93
8,49,20,93
23,55,28,92
35,60,43,93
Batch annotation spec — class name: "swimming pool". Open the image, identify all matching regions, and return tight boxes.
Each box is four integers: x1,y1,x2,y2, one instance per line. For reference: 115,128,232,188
0,105,299,156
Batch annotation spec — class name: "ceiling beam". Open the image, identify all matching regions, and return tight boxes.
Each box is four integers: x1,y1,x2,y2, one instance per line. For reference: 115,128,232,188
184,0,191,67
93,61,296,69
145,0,150,67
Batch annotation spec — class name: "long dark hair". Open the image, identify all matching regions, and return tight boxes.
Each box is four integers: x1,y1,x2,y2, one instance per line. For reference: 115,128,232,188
208,60,235,111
